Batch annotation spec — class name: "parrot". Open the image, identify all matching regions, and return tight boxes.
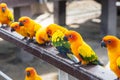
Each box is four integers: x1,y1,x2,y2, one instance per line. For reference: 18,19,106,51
18,16,42,44
64,30,103,66
101,35,120,79
25,67,42,80
0,3,14,28
46,24,68,39
52,30,79,63
35,27,50,45
10,22,28,40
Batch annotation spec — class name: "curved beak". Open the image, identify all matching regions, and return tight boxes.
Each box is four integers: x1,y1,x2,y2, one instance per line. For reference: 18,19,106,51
19,22,24,26
26,71,30,77
11,28,15,32
63,36,68,41
101,41,106,47
47,33,51,38
2,7,5,13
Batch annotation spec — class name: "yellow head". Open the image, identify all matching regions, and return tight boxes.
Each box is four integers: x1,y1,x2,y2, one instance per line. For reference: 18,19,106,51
64,30,83,43
0,3,8,13
18,16,31,26
36,28,50,44
10,22,20,32
25,67,37,78
101,35,120,49
46,24,67,38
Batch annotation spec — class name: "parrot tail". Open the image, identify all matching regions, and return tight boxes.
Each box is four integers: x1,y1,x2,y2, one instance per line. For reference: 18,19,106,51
91,60,104,66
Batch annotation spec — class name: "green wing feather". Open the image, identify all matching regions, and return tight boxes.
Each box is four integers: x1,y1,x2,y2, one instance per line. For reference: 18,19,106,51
8,11,14,22
78,42,98,63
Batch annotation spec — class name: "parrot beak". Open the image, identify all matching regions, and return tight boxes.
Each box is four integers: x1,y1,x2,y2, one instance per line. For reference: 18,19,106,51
19,22,24,26
11,28,15,32
2,7,5,13
101,41,106,47
63,36,68,41
47,34,51,38
26,71,31,77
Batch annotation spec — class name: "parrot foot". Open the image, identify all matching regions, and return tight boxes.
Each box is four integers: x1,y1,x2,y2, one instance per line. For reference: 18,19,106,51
22,37,28,41
72,62,82,67
26,39,34,44
45,41,52,46
114,77,119,80
1,25,7,28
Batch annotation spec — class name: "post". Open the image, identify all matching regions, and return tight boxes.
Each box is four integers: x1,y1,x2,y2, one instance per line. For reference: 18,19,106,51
58,69,68,80
54,1,66,26
101,0,117,36
14,7,20,21
58,69,78,80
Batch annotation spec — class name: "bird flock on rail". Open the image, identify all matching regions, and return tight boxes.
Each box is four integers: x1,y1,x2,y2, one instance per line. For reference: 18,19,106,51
0,3,120,80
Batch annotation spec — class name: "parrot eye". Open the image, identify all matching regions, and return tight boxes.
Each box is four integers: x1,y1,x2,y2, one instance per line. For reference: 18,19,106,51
47,30,52,35
69,35,73,38
23,20,26,22
108,40,112,44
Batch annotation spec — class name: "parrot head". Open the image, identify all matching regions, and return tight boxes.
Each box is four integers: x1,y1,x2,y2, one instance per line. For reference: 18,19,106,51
64,30,83,43
0,3,7,13
101,35,120,49
19,16,31,26
25,67,37,77
10,22,20,32
46,24,66,38
46,24,58,38
36,28,50,44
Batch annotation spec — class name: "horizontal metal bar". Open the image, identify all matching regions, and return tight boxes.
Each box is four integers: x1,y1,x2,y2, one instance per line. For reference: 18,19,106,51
0,71,13,80
0,28,116,80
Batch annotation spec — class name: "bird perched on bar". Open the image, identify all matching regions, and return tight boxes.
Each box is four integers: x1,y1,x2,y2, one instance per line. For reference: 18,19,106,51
35,27,50,45
101,35,120,79
64,30,103,66
46,24,68,39
18,16,42,44
10,22,28,40
52,30,79,63
45,24,79,62
0,3,14,28
25,67,42,80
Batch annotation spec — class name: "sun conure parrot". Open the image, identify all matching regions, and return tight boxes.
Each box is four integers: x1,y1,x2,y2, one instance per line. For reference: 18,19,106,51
25,67,42,80
18,16,42,44
64,30,103,66
101,35,120,79
0,3,14,28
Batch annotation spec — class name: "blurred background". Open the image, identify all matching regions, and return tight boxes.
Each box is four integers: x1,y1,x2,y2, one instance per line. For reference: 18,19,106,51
0,0,119,80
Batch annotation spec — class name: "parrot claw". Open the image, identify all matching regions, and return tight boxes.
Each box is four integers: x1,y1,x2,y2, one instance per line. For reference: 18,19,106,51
45,41,52,46
114,78,120,80
22,37,28,41
1,25,7,28
26,39,34,44
72,62,82,67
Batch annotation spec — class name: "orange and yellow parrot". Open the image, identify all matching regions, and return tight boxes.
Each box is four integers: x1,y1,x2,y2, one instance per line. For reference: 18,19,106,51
64,30,103,66
101,35,120,79
10,22,28,40
0,3,14,28
35,27,50,45
18,16,42,43
25,67,42,80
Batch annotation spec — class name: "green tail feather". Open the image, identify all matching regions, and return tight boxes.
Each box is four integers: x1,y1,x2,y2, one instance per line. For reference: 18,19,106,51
91,60,104,66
